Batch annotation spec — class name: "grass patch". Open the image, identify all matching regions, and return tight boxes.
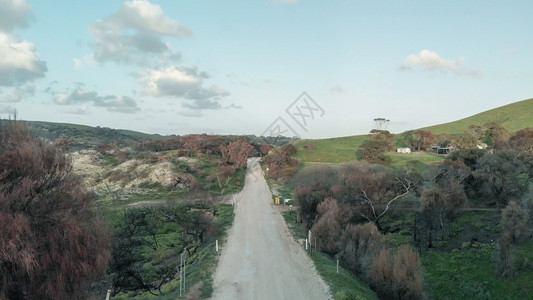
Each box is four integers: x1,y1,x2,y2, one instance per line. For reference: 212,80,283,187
294,135,444,168
282,211,378,300
422,241,533,300
386,152,444,166
294,135,368,163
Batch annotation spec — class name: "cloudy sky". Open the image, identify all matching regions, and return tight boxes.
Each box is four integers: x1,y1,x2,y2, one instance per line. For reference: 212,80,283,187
1,0,532,138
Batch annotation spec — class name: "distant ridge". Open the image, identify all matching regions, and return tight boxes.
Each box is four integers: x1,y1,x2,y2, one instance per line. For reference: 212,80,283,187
419,98,533,135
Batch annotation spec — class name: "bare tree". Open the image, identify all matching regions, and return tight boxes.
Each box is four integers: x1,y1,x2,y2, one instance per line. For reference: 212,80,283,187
346,168,419,229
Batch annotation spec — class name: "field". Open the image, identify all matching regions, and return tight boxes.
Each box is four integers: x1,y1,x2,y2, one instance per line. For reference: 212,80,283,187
294,135,444,167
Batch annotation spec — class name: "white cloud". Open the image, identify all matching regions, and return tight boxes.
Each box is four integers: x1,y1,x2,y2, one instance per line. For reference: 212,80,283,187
0,0,33,31
89,0,190,64
0,83,34,102
53,86,140,113
118,0,190,37
95,95,140,113
0,32,47,86
399,49,481,77
142,65,230,110
144,66,202,96
54,88,99,105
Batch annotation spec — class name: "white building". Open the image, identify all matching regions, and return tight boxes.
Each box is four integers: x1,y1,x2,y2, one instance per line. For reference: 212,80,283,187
397,147,411,154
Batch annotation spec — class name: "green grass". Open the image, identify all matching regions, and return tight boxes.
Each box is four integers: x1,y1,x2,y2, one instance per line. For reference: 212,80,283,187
293,135,444,167
386,152,445,166
294,135,368,163
282,211,378,300
423,241,533,300
420,98,533,135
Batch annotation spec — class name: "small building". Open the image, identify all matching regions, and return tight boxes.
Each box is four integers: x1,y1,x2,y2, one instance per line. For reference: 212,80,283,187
431,145,455,154
397,147,411,154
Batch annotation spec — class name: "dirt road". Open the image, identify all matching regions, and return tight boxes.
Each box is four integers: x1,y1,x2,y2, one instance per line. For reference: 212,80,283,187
212,158,331,300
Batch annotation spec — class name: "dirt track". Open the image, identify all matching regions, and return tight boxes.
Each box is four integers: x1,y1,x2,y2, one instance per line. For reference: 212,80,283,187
212,158,331,300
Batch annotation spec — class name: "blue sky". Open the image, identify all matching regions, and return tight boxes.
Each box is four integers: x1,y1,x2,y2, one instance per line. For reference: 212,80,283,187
0,0,532,138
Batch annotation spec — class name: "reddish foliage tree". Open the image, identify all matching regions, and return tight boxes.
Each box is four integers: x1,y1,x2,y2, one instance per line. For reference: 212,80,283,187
259,144,274,155
311,198,352,255
0,121,111,300
413,130,435,151
220,141,255,168
339,222,384,278
371,246,424,300
482,122,509,145
264,144,300,181
357,140,393,165
508,128,533,156
369,129,395,150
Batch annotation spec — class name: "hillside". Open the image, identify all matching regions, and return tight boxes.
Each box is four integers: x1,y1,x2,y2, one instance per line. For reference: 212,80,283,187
0,120,295,150
420,98,533,135
0,120,167,149
294,98,533,165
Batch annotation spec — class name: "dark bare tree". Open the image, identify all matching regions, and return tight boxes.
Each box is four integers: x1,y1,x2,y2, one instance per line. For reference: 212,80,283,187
346,168,419,229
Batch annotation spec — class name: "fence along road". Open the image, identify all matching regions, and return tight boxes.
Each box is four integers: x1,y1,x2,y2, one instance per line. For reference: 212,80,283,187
212,157,331,300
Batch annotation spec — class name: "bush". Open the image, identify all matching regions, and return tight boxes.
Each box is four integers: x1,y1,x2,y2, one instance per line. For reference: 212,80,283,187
501,201,528,244
0,121,111,299
340,222,384,278
370,246,424,300
311,198,352,255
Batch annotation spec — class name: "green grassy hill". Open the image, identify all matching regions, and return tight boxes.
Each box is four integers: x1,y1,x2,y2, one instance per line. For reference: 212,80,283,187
294,98,533,165
420,98,533,135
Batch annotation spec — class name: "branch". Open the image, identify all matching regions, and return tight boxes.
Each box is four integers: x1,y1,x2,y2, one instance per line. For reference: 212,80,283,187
361,189,377,219
376,180,412,222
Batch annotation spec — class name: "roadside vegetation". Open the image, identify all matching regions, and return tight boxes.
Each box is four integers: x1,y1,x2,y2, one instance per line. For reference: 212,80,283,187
267,121,533,299
4,97,533,299
0,119,265,299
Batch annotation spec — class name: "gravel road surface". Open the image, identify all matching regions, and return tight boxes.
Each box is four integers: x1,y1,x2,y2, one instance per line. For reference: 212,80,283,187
212,158,331,300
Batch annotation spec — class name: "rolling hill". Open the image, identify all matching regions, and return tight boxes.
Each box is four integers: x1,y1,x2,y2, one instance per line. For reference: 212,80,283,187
294,98,533,164
0,120,167,149
420,97,533,134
